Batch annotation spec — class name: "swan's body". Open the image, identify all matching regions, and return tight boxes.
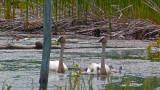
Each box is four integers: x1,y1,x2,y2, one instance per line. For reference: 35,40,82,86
87,63,110,74
49,61,68,72
99,63,110,74
87,37,110,75
49,36,68,73
87,63,100,74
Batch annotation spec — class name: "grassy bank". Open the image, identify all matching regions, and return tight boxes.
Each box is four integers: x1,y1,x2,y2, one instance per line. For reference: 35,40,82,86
0,0,160,24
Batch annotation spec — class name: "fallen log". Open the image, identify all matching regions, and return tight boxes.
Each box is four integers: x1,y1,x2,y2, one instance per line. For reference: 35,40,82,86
0,41,62,49
0,45,71,49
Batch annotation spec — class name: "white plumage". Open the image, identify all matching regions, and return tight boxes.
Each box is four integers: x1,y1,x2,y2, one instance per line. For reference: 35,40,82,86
87,63,110,74
49,61,68,72
87,63,100,73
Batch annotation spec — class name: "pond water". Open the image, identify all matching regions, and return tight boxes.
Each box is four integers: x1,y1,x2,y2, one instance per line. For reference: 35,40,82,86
0,37,160,90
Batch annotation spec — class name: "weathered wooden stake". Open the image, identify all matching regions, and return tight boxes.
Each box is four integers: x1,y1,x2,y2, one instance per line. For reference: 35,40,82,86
39,0,52,89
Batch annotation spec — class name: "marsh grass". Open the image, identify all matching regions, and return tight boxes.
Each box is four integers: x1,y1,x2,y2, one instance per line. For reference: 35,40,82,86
54,72,160,90
1,65,160,90
26,0,29,29
0,0,160,24
53,65,160,90
1,79,12,90
2,75,160,90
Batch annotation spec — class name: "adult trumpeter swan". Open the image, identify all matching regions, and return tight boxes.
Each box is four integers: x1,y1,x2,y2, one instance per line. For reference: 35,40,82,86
49,36,68,73
87,36,110,75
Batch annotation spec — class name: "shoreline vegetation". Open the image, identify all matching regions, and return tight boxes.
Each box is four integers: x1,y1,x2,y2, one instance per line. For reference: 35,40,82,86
0,0,159,40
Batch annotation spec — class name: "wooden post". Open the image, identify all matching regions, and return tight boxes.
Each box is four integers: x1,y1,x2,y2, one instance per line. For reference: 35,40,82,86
39,0,52,89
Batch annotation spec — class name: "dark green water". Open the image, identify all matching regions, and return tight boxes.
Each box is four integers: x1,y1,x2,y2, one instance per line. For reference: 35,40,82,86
0,37,159,90
0,48,160,90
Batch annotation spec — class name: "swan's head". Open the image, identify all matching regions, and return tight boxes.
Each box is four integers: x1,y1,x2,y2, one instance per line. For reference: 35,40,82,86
57,36,66,44
97,36,107,44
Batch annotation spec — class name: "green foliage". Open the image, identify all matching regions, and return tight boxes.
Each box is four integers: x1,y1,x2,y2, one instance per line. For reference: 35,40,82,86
26,0,29,29
124,78,130,90
146,34,160,61
2,79,12,90
142,77,160,90
2,72,160,90
55,85,62,90
69,64,83,90
54,64,84,90
5,0,11,19
6,85,12,90
0,0,160,24
55,64,160,90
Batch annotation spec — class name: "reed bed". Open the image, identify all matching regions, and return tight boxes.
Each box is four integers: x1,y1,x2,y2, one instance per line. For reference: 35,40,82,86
0,0,160,24
54,71,160,90
2,76,160,90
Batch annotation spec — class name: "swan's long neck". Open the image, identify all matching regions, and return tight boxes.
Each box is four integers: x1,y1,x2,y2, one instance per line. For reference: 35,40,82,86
101,43,105,68
60,43,64,61
100,43,107,75
58,43,65,73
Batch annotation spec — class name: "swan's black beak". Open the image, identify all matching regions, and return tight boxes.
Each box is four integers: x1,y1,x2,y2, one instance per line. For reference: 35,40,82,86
57,37,62,42
97,38,104,43
56,36,63,45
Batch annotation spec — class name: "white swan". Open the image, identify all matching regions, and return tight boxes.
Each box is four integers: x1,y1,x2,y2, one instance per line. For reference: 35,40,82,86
49,36,68,73
87,36,110,75
87,63,100,73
